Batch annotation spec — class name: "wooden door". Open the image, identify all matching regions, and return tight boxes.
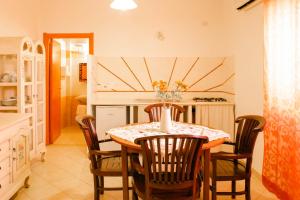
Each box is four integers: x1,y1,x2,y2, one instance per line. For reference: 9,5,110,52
49,40,61,143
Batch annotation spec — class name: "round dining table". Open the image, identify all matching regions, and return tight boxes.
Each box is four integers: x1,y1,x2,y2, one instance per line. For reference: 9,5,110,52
107,122,230,200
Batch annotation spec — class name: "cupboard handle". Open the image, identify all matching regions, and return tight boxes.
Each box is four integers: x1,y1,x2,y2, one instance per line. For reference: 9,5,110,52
13,148,16,152
0,184,1,189
0,166,1,170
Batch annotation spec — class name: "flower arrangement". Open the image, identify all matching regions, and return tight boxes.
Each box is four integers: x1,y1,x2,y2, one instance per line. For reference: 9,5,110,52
152,80,188,102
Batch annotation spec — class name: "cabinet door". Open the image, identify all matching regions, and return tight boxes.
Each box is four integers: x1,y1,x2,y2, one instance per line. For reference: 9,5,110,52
12,127,30,181
96,106,126,151
35,58,46,151
22,56,36,159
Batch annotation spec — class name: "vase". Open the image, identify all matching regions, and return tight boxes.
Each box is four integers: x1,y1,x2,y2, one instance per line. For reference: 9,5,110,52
160,106,172,133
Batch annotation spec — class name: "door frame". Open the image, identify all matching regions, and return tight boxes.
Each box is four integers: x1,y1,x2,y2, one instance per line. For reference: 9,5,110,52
43,33,94,144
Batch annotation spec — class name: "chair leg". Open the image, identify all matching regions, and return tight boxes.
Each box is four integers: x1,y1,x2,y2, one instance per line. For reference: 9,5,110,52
231,180,236,199
93,176,100,200
132,189,138,200
100,176,104,195
145,187,152,200
245,178,251,200
211,179,217,200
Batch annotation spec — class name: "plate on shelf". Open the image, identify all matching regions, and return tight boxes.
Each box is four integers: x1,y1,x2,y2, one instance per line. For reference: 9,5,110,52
0,72,17,82
0,73,10,82
1,98,17,106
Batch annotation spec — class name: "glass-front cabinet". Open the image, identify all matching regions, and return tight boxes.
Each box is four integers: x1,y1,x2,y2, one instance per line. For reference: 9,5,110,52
0,37,46,161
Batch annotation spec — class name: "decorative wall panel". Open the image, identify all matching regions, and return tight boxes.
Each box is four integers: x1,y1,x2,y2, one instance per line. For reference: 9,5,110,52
89,57,235,103
92,57,234,93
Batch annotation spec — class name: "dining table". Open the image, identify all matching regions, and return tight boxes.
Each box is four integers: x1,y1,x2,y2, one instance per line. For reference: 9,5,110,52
107,122,230,200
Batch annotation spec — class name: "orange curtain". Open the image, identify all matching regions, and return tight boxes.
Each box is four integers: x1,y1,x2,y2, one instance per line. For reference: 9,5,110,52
263,0,300,199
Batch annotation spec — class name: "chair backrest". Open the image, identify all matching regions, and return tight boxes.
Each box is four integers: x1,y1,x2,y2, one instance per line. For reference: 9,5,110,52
76,115,100,169
76,115,100,151
234,115,266,155
135,135,208,191
144,103,185,122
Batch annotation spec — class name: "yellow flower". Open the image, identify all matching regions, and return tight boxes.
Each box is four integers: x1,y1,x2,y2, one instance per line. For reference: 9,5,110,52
155,80,166,91
175,80,182,85
175,80,188,91
182,84,188,90
159,80,167,85
152,81,159,87
152,79,185,101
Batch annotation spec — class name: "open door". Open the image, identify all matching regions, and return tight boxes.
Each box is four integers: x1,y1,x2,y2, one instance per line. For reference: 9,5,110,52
44,33,94,145
49,40,61,143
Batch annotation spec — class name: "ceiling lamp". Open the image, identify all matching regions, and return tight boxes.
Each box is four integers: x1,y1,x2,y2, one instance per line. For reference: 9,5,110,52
110,0,137,11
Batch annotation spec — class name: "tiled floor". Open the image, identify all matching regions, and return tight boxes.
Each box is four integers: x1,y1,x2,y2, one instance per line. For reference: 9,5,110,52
14,126,278,200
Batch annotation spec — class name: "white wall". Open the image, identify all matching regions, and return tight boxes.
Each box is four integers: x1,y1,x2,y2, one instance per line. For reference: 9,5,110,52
37,0,226,57
0,0,39,39
222,1,264,173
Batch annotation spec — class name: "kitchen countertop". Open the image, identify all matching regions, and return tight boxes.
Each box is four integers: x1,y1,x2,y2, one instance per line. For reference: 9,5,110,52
0,113,31,131
91,100,235,106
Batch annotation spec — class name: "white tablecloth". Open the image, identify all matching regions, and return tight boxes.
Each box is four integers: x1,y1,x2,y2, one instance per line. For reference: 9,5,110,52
107,122,230,144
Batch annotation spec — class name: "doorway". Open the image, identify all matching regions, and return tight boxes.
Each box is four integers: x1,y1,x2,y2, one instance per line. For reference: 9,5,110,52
43,33,94,144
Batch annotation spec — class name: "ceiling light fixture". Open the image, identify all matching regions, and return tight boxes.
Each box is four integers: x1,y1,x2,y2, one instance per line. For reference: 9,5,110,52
110,0,137,11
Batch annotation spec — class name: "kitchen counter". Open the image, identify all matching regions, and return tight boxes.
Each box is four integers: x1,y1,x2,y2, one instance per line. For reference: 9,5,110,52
91,101,235,139
0,113,31,131
91,100,234,106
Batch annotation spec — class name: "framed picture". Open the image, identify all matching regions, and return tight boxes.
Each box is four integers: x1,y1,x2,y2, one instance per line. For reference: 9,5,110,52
79,63,87,82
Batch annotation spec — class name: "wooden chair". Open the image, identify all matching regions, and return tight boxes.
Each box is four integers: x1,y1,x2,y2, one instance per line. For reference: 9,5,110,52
76,115,132,200
210,115,266,200
131,134,208,200
144,103,185,122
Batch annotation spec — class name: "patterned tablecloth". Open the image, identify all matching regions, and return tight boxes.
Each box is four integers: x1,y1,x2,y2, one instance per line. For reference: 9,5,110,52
107,122,230,143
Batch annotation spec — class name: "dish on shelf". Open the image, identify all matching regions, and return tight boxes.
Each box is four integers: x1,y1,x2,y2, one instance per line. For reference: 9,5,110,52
10,73,17,82
1,98,17,106
0,73,11,82
0,72,17,82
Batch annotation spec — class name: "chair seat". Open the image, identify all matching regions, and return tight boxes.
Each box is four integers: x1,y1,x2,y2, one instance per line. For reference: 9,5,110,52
92,155,132,176
210,158,246,180
133,173,200,200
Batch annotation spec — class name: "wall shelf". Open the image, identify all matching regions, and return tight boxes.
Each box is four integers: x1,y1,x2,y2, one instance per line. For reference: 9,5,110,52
0,106,18,110
0,82,17,86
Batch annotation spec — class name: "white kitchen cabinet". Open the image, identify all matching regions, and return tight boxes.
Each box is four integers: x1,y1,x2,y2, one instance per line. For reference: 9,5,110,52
195,104,235,137
0,37,46,161
0,114,31,200
96,106,126,150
